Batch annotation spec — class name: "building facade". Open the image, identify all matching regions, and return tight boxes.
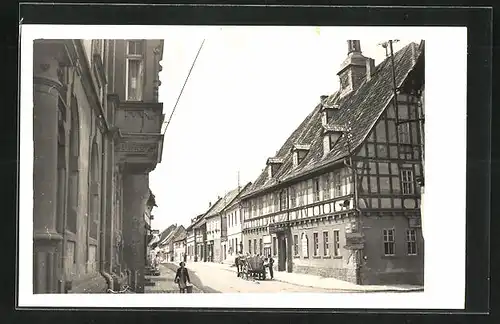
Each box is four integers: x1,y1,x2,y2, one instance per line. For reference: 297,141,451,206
241,40,425,286
222,183,252,263
173,233,187,263
33,39,164,293
204,187,247,263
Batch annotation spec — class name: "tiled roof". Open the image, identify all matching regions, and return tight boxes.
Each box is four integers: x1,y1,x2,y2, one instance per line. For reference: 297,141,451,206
172,229,187,242
242,42,423,198
158,224,176,243
166,225,185,244
205,186,246,218
225,182,252,210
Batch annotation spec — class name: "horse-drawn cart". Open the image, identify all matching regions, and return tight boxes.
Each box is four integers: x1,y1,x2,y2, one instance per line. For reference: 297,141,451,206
238,255,267,280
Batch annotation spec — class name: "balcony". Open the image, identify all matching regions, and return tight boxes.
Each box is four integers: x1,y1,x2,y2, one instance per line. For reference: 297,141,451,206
114,101,165,173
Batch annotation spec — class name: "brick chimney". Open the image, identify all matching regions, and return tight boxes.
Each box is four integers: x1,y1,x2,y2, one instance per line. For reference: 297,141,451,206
337,40,373,96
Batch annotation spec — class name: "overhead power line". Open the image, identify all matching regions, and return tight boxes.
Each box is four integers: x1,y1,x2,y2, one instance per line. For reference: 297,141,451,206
162,39,206,135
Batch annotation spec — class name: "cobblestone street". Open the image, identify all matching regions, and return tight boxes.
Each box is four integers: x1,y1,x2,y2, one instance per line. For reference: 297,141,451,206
172,262,343,293
145,265,204,293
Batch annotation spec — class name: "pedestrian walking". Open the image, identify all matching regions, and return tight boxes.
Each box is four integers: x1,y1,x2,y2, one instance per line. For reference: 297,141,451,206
174,262,191,293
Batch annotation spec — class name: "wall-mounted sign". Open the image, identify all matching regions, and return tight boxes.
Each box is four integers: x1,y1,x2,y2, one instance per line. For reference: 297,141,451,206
346,232,365,246
116,142,157,154
263,235,271,244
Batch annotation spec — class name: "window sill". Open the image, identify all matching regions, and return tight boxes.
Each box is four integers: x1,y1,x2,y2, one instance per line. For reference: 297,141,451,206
293,255,300,259
322,255,331,259
313,255,321,259
381,255,398,259
333,256,343,259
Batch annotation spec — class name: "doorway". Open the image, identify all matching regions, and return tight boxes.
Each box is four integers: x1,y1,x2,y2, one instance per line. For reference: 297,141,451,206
277,234,287,271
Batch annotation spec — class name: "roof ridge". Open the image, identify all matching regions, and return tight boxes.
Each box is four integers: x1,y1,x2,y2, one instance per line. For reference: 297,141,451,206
243,41,422,197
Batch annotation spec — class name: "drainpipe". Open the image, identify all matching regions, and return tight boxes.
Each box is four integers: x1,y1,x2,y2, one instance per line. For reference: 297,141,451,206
99,123,113,291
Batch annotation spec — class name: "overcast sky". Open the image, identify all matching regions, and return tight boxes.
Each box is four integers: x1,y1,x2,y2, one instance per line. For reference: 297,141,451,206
149,27,413,231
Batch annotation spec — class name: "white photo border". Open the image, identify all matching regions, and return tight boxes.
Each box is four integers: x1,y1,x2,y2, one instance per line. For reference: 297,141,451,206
19,25,467,309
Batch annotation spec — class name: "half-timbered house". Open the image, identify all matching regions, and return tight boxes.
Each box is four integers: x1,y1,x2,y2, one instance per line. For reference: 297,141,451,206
240,40,425,285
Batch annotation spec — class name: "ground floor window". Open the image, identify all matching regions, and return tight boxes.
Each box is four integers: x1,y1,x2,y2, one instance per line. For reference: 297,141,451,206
253,239,257,255
333,230,340,256
383,228,396,256
313,233,319,256
248,239,252,254
406,229,417,255
293,234,299,256
323,231,329,256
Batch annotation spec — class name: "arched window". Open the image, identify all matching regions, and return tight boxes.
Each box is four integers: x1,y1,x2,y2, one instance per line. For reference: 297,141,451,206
67,96,79,233
301,233,309,258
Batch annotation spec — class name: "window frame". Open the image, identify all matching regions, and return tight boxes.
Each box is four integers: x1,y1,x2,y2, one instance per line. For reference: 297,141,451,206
401,168,415,195
406,229,417,255
125,40,145,102
323,231,330,256
293,234,299,256
313,178,321,202
313,232,319,256
333,230,340,256
383,228,396,256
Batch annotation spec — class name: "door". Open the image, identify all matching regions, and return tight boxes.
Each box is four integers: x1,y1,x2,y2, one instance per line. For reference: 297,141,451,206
278,234,287,271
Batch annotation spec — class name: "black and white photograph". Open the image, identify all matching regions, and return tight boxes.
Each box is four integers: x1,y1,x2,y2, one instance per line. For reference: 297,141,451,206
19,24,467,309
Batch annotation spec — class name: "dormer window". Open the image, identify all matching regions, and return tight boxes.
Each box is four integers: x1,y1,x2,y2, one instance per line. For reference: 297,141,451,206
322,124,346,156
266,157,284,178
320,97,340,126
291,144,311,167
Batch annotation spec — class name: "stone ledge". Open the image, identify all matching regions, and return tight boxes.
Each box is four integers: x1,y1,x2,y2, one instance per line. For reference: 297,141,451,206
68,273,108,293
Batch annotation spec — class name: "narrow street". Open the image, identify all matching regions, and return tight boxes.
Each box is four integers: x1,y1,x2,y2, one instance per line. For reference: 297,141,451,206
158,262,346,293
145,264,205,293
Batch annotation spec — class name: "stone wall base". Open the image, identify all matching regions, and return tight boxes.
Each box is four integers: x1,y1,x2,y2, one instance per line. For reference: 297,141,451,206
361,270,424,286
68,273,109,293
285,264,358,284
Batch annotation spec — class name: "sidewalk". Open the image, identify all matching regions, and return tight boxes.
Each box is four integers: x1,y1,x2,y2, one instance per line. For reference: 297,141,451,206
145,264,203,293
183,261,423,293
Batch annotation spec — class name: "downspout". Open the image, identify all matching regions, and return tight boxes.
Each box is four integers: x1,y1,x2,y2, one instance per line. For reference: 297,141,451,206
100,121,113,291
62,62,78,293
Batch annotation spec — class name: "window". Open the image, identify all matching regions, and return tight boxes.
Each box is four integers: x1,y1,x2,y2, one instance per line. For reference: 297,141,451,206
235,238,238,253
401,169,415,195
406,229,417,255
248,240,252,254
293,235,299,256
313,233,319,256
280,189,288,211
259,238,263,255
290,186,297,208
272,237,277,256
323,231,330,256
254,239,257,255
398,123,411,144
333,230,340,256
323,174,331,200
126,40,145,101
313,178,321,202
334,172,342,196
383,229,396,256
301,233,309,258
298,183,304,206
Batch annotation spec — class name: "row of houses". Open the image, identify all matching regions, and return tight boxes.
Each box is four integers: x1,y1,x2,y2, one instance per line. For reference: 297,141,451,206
161,40,425,286
33,39,165,293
